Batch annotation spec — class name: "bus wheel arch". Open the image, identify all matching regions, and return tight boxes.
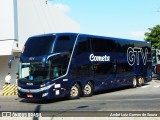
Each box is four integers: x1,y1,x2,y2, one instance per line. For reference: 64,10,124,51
83,81,94,97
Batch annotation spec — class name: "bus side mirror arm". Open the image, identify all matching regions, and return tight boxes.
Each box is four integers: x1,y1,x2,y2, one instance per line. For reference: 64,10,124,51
8,55,20,68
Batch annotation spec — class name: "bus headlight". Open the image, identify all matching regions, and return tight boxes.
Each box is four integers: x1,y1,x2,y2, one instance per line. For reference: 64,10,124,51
18,86,21,90
40,86,48,91
40,84,54,91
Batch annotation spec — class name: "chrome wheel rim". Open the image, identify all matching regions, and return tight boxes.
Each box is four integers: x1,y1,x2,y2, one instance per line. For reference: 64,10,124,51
138,77,143,85
133,78,137,86
70,86,78,97
84,84,91,95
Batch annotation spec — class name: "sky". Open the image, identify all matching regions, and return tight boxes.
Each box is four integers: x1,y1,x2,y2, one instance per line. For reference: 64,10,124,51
49,0,160,40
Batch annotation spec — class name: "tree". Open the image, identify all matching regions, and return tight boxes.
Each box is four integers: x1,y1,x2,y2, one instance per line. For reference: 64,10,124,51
144,25,160,49
144,25,160,64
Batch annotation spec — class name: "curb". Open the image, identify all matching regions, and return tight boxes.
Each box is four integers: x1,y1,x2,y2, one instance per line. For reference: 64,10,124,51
154,80,160,83
0,90,3,96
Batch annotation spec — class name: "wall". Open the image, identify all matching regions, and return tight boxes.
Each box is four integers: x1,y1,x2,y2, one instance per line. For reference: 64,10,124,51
0,0,80,49
0,0,15,40
17,0,80,49
0,0,80,90
0,53,20,90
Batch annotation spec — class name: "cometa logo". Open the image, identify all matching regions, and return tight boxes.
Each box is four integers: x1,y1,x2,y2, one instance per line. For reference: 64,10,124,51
89,54,110,62
127,47,148,66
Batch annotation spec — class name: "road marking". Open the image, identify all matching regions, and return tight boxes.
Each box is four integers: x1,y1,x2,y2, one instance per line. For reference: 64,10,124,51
98,108,106,111
70,98,160,103
141,86,149,88
153,85,160,88
140,85,160,88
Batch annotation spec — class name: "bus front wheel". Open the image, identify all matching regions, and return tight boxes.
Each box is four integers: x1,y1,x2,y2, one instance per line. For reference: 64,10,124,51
83,82,94,97
69,83,81,99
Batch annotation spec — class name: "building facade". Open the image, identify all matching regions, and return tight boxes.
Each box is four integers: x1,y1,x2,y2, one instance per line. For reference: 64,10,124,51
0,0,80,89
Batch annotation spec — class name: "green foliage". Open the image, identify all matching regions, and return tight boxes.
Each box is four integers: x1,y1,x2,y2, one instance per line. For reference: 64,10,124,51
144,25,160,49
144,25,160,64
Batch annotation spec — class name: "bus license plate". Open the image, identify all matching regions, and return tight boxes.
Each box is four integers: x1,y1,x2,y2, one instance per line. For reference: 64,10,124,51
27,94,33,98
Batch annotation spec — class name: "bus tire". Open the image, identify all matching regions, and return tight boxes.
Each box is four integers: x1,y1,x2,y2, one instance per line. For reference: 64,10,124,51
69,83,81,99
83,82,94,97
132,77,137,88
137,76,144,87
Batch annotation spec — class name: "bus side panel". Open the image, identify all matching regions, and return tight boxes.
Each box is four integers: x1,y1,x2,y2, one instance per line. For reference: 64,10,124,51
90,37,116,91
68,35,152,95
69,36,94,90
133,42,152,82
115,52,134,87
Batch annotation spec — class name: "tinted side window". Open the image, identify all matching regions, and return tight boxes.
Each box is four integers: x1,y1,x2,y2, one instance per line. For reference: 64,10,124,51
92,38,115,52
115,40,134,53
50,55,69,79
76,37,91,55
54,35,76,53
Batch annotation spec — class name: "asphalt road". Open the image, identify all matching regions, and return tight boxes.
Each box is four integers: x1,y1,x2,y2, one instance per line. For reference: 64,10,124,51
0,80,160,117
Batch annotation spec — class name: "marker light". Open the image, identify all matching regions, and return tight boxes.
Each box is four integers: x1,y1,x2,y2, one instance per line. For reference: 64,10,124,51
22,46,25,53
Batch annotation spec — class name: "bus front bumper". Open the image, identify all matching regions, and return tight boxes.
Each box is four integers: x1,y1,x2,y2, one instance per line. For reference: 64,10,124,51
17,86,65,99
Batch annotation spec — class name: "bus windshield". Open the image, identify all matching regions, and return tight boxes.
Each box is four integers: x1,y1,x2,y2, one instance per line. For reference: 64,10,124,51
19,34,77,82
19,62,50,82
22,35,55,57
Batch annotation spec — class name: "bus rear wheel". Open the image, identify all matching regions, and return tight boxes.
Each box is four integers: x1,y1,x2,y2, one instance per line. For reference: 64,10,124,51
69,83,81,99
83,82,94,97
137,76,144,87
132,77,137,88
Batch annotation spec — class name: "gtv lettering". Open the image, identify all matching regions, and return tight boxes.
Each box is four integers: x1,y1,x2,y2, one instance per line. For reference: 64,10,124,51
89,54,110,62
127,47,148,66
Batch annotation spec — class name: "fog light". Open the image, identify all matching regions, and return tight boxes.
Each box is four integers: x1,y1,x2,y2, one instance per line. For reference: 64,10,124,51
42,92,48,97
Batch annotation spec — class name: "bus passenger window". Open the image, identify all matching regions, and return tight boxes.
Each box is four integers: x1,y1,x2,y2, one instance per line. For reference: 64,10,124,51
53,66,59,78
76,37,91,55
54,35,76,54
